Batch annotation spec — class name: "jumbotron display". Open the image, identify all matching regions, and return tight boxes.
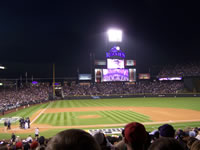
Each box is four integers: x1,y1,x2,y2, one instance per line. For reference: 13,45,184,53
102,69,129,81
107,59,124,69
94,46,136,82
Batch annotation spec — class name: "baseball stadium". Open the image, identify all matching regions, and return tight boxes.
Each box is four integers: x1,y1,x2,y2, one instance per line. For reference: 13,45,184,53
1,43,200,144
1,14,200,149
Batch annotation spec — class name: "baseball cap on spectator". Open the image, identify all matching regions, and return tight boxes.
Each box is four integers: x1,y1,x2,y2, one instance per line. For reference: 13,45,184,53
158,124,175,137
124,122,147,145
30,140,38,149
189,131,196,137
16,141,23,149
93,132,105,145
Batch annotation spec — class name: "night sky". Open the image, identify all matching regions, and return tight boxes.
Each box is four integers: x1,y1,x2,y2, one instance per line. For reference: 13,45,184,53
0,0,200,79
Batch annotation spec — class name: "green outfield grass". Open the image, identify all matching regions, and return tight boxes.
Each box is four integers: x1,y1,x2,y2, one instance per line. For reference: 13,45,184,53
0,97,200,140
46,97,200,110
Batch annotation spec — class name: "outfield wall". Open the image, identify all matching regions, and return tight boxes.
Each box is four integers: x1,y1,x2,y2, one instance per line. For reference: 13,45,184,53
64,93,200,100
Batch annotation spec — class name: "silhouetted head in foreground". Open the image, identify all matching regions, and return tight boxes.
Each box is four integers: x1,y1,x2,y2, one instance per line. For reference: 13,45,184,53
158,124,175,138
124,122,148,150
46,129,100,150
148,137,184,150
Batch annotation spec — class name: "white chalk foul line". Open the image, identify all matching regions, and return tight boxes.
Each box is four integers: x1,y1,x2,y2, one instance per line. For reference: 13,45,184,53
30,107,48,125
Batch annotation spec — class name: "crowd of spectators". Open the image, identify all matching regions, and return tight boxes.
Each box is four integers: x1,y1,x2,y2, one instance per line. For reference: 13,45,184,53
0,83,50,111
0,134,47,150
62,80,184,96
158,62,200,77
0,122,200,150
0,61,200,110
2,61,200,110
0,80,185,112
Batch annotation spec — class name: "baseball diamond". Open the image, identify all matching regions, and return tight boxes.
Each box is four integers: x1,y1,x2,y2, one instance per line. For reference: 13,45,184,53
0,97,200,139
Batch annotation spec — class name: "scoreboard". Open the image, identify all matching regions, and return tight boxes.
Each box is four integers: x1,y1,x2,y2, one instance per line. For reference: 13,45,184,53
94,46,136,82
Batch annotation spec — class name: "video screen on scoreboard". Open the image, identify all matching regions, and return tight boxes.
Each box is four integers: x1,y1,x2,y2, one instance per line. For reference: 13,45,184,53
102,69,129,81
107,59,124,69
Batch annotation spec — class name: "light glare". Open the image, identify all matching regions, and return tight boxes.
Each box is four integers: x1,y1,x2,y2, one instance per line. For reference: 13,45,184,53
116,46,120,50
107,29,122,42
0,66,5,69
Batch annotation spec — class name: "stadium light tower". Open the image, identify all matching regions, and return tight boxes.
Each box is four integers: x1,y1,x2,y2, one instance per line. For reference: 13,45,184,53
107,29,122,42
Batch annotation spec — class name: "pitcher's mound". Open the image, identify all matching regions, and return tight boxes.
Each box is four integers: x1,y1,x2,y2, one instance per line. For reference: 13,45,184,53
78,115,101,119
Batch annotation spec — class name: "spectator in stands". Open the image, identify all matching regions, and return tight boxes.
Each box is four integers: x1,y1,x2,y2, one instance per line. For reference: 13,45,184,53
23,141,31,150
15,136,23,150
189,130,197,138
38,136,46,146
26,135,33,143
0,79,186,112
93,131,115,150
158,124,175,138
191,140,200,150
148,137,184,150
46,129,101,150
30,140,39,150
0,145,8,150
0,83,50,111
187,137,197,150
149,130,159,143
175,129,188,150
195,128,200,140
38,136,47,150
124,122,147,150
158,62,200,77
114,129,127,150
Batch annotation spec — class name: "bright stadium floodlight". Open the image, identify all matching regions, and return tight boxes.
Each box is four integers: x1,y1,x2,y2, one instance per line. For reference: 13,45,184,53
107,29,122,42
0,66,5,69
